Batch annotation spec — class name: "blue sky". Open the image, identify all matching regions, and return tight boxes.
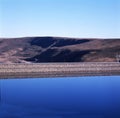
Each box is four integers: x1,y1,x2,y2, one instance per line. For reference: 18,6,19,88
0,0,120,38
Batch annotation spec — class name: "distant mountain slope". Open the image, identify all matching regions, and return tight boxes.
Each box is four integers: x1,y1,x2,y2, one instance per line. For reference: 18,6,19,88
0,37,120,63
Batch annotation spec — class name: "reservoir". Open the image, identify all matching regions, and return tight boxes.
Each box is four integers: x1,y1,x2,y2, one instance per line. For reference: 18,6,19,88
0,76,120,118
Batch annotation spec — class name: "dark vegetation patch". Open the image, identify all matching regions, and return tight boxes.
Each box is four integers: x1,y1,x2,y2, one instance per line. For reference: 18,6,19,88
52,39,90,47
25,49,91,62
30,37,55,48
30,37,90,48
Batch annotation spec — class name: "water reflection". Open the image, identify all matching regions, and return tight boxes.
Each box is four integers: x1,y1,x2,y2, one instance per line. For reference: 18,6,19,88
0,76,120,118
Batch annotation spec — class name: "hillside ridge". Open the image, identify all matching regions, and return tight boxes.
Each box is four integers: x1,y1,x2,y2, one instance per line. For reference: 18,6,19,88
0,36,120,63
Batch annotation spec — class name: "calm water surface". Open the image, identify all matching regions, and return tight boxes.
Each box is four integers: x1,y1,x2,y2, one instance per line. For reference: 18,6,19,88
0,76,120,118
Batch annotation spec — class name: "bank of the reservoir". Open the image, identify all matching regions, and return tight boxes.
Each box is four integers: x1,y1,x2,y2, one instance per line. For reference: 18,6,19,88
0,62,120,79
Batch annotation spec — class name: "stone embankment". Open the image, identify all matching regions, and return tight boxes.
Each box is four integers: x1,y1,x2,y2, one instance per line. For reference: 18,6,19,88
0,62,120,79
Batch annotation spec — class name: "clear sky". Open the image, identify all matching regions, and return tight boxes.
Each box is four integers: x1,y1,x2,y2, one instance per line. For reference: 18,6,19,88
0,0,120,38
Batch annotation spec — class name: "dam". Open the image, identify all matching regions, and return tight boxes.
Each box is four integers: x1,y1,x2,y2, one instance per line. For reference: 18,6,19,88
0,62,120,79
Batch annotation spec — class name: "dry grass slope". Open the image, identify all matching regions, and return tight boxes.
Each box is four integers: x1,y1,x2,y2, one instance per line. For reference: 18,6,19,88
0,37,120,63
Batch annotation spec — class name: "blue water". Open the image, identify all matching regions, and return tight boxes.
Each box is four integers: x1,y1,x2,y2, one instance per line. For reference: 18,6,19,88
0,76,120,118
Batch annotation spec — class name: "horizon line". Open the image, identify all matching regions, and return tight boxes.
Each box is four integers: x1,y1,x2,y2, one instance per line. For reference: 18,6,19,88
0,36,120,39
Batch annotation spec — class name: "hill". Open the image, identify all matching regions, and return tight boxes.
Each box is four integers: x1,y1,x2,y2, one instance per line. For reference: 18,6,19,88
0,37,120,63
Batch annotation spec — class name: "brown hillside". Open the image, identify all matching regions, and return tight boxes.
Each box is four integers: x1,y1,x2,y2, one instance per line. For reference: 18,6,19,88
0,37,120,63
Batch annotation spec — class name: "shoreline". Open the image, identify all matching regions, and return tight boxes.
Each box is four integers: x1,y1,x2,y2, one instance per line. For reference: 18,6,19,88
0,62,120,79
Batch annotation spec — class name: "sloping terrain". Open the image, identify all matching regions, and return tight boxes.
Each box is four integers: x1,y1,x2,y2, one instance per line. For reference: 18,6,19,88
0,37,120,63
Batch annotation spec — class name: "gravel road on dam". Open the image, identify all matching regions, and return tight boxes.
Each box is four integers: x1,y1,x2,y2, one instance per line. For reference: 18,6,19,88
0,62,120,79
